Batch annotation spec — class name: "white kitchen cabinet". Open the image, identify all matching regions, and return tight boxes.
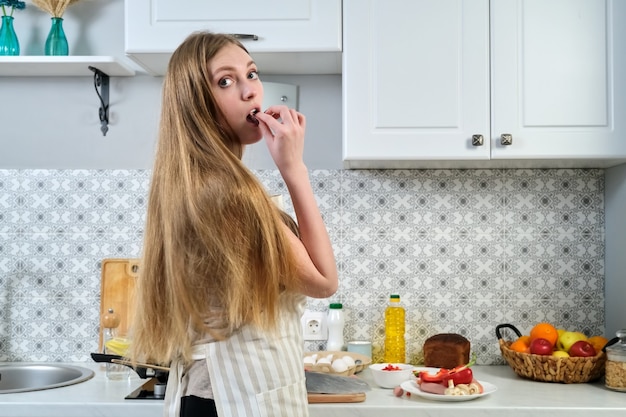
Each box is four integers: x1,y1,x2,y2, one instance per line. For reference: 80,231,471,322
343,0,490,168
125,0,342,76
343,0,626,169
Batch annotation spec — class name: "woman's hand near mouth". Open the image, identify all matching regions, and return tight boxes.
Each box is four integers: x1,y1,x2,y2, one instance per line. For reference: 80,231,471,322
255,105,305,174
255,104,338,299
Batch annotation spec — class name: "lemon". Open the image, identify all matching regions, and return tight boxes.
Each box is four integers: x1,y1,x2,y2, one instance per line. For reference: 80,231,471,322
552,350,570,358
105,337,130,356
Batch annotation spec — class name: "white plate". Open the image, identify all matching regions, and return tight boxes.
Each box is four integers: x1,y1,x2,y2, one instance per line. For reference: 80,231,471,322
400,379,497,402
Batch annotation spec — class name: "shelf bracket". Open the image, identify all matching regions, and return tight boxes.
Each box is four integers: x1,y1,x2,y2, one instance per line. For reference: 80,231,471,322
88,66,110,136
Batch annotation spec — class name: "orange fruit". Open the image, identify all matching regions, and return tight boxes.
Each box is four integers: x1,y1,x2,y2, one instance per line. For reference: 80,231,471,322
587,335,609,353
510,336,531,353
530,322,559,347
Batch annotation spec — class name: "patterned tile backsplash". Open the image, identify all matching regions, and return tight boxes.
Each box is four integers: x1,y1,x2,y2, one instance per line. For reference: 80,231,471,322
0,169,604,365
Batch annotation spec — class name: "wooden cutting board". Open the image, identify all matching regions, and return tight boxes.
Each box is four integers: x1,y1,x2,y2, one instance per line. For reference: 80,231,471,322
307,392,366,403
98,258,140,351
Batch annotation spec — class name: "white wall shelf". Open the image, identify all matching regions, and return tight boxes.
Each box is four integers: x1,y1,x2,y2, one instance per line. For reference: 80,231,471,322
0,56,135,76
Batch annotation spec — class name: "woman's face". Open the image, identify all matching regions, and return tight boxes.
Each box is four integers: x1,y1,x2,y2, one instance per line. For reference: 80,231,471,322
208,43,264,146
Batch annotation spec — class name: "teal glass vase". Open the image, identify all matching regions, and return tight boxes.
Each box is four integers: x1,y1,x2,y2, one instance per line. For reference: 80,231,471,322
0,15,20,56
45,17,68,56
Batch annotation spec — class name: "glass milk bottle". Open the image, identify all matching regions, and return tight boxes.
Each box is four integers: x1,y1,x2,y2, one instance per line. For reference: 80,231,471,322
327,303,345,351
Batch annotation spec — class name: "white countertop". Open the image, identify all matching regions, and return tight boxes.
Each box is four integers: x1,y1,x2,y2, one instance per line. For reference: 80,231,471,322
0,363,161,417
0,363,624,417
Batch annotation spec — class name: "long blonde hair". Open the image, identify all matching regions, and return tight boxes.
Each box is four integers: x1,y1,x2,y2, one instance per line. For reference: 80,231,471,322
130,32,299,366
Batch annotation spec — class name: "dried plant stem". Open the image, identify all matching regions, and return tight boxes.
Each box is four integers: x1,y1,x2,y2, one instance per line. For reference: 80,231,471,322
31,0,82,18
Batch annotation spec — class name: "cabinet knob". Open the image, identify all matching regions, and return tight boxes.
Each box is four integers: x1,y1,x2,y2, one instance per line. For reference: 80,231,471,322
501,133,513,145
472,134,484,146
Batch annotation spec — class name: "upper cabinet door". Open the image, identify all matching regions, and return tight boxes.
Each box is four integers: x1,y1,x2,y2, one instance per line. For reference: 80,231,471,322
125,0,342,75
343,0,491,168
343,0,626,169
491,0,626,161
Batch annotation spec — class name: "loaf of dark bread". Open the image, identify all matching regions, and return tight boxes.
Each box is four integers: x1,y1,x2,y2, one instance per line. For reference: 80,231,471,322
423,333,470,369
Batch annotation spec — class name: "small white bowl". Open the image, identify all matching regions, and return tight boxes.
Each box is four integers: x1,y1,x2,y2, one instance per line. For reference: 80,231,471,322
369,363,414,388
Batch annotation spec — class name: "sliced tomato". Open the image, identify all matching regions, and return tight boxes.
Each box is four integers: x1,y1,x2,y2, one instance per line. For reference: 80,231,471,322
441,367,473,385
416,353,477,386
418,369,449,383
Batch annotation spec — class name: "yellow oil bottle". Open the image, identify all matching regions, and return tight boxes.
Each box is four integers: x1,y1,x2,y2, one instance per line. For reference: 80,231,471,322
384,294,406,363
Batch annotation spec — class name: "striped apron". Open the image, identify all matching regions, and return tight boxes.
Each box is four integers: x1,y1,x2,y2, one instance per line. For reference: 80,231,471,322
164,295,309,417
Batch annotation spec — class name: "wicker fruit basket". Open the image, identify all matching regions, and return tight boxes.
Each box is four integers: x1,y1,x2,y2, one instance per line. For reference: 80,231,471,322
496,323,606,383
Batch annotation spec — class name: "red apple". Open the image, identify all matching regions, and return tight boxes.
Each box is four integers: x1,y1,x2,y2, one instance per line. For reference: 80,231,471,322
530,338,553,355
569,340,596,357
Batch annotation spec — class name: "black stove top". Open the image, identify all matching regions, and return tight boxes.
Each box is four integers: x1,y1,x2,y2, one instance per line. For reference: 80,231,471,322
125,378,166,400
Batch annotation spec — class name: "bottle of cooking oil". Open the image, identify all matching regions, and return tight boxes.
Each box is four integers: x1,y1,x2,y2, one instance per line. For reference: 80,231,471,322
384,294,406,363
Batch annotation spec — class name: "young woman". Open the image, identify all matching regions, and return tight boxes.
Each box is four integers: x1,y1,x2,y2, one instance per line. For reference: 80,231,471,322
129,32,338,417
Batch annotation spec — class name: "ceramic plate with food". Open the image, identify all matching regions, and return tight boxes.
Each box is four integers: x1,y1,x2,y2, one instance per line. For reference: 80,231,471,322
400,379,497,402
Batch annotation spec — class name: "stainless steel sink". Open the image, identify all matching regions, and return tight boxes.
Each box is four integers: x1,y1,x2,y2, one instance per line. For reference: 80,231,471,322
0,364,95,394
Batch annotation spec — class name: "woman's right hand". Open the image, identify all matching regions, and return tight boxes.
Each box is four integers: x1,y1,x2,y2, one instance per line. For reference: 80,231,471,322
255,105,306,175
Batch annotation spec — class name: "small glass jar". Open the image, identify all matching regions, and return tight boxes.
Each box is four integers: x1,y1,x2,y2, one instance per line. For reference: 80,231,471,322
102,308,130,380
605,329,626,392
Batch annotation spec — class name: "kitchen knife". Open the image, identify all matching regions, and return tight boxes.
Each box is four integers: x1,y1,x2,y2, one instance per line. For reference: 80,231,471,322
305,370,370,394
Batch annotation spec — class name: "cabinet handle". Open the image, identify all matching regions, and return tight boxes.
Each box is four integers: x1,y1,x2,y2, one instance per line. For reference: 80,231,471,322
472,134,484,146
231,34,259,41
501,133,513,146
